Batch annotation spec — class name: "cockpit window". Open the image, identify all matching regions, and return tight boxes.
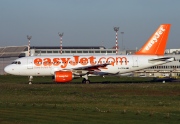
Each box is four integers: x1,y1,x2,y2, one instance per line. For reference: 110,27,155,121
11,61,16,64
12,61,21,64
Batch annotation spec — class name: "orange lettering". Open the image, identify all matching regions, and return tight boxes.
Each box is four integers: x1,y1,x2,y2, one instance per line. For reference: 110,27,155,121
61,58,70,68
116,57,127,65
99,57,106,64
53,58,60,66
79,57,88,65
107,57,115,66
34,58,42,66
69,56,79,66
43,58,52,66
89,56,96,65
33,56,128,68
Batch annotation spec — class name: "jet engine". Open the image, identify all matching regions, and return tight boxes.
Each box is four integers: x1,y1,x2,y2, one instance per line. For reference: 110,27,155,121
53,71,73,83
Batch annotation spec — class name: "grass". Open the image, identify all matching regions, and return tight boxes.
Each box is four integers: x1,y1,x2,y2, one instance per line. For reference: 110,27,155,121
0,75,180,123
0,75,157,84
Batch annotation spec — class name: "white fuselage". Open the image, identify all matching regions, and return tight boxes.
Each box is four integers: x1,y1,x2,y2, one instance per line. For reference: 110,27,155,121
4,55,173,76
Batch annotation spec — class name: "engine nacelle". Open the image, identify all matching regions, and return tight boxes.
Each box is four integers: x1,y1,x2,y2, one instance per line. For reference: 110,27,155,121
53,71,73,83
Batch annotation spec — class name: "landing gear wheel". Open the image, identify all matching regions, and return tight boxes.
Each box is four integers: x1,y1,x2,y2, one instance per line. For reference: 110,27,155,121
85,80,90,84
82,78,90,84
82,78,86,84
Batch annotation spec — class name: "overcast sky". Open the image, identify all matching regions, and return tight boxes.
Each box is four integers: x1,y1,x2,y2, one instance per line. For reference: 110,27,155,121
0,0,179,50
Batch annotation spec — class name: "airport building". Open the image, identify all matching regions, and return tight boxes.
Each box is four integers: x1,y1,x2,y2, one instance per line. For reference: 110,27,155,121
30,46,126,56
0,45,180,77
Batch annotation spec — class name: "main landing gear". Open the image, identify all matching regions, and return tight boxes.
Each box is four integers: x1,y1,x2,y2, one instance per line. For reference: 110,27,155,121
82,78,90,84
28,76,33,84
82,75,90,84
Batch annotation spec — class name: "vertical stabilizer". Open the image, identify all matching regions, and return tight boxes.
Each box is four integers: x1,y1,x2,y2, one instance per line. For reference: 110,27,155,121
135,24,171,55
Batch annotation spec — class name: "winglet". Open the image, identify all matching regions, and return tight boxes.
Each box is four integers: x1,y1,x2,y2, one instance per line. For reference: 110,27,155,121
135,24,171,56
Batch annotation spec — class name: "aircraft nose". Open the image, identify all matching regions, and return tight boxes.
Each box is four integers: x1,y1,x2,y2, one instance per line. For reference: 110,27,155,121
4,65,12,74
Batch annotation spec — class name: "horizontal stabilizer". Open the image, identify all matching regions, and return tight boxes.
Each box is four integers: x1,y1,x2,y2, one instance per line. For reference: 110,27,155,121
149,57,175,62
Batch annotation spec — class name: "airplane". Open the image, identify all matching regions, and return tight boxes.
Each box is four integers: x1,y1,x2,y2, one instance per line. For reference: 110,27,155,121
4,24,174,84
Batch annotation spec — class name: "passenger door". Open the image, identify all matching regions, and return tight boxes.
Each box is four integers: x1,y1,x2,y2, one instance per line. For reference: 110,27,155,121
27,58,33,69
132,56,138,67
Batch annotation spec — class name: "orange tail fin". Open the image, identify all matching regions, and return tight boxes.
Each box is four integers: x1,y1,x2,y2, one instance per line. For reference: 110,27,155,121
135,24,171,55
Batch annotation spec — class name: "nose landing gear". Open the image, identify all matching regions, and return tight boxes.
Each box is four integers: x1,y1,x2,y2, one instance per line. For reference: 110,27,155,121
28,76,33,84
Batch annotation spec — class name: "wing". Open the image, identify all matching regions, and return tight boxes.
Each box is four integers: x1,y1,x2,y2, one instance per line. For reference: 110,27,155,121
69,63,115,76
72,63,109,71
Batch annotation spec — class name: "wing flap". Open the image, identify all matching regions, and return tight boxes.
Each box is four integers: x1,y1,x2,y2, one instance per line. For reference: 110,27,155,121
71,63,110,75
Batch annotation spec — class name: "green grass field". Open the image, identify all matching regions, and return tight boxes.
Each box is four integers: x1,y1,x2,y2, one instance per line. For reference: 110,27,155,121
0,75,180,124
